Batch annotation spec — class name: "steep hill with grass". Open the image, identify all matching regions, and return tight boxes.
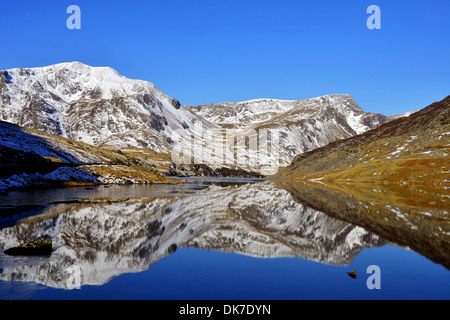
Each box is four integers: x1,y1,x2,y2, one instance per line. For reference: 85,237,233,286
277,96,450,184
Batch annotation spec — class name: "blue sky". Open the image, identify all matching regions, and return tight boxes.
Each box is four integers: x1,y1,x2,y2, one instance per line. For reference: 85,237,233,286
1,0,449,115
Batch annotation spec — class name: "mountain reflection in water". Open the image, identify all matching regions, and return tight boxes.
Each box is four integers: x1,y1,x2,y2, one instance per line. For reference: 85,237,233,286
0,178,449,295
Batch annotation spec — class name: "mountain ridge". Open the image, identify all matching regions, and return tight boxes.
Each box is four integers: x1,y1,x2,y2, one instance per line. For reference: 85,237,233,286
1,61,419,177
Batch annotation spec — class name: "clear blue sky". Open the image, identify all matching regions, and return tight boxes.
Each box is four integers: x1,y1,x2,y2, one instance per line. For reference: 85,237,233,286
1,0,449,115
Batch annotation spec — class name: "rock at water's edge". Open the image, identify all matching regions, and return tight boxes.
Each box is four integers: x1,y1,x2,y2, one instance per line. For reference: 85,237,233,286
3,236,52,256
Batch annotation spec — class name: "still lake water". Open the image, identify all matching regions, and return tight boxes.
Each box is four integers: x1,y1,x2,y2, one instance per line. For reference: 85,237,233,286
0,178,449,300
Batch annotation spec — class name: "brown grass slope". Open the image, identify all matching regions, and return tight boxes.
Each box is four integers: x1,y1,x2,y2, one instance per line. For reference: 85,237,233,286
277,95,450,184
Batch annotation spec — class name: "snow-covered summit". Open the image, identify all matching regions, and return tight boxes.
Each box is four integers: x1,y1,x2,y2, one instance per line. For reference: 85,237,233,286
0,61,200,151
3,61,156,104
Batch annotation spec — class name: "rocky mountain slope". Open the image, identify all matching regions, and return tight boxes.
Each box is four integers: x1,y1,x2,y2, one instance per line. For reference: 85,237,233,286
185,94,392,169
0,62,411,175
0,62,205,153
277,96,450,184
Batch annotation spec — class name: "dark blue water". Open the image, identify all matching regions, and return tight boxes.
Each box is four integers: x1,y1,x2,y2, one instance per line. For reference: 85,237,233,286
0,180,449,300
1,245,448,300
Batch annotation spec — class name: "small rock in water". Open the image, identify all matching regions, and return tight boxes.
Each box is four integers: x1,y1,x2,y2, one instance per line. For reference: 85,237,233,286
3,236,52,256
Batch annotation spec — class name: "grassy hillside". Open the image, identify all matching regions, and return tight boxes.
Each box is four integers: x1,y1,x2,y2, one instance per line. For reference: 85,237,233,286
277,96,450,185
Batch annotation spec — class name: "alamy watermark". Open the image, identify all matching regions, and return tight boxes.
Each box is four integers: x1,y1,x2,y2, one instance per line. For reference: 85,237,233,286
366,265,381,290
66,5,380,31
67,5,81,30
65,5,381,30
367,5,381,30
350,265,381,290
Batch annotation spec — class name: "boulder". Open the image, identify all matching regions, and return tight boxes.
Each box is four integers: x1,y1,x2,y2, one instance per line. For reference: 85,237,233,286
3,236,52,256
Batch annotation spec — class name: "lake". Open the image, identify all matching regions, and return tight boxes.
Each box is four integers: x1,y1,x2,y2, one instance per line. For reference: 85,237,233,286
0,178,449,300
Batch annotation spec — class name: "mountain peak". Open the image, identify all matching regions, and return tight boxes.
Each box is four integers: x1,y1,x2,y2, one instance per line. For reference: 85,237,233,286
55,61,87,68
2,62,126,82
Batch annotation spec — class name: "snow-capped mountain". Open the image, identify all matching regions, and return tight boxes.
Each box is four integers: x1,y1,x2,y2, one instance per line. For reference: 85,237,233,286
187,95,384,134
0,62,211,153
0,62,406,174
186,94,390,168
